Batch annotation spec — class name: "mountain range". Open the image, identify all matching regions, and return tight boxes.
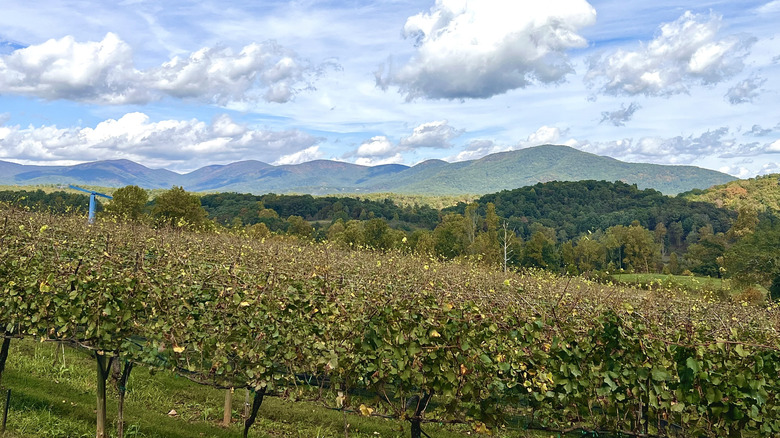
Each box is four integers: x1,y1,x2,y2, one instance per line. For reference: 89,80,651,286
0,145,736,195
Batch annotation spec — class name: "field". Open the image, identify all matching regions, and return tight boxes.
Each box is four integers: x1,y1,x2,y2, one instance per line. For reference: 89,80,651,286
2,206,780,438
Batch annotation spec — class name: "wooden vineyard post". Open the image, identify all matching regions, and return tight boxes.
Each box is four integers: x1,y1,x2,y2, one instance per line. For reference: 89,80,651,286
95,352,113,438
1,389,10,433
223,388,233,427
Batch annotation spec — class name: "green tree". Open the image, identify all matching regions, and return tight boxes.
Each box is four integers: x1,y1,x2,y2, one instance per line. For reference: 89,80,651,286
684,230,726,277
668,252,681,275
727,206,759,242
603,224,660,273
433,213,468,259
152,186,208,228
105,185,148,221
521,230,558,269
573,235,606,273
286,215,313,238
724,218,780,299
362,218,397,250
411,229,436,256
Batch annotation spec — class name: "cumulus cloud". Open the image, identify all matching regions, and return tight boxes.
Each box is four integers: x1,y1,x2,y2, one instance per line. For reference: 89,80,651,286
0,112,320,170
450,139,505,161
759,162,780,175
577,128,737,164
586,12,756,97
348,121,463,164
746,124,773,136
0,33,328,104
717,165,753,178
725,76,767,104
378,0,596,100
399,120,462,149
356,136,396,158
274,145,323,165
354,153,404,167
600,102,641,126
449,125,564,161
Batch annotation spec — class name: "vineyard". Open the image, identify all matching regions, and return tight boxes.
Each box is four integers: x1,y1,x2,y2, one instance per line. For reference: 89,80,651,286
1,205,780,437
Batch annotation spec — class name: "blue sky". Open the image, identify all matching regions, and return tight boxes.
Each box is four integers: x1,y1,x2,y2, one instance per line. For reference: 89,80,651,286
0,0,778,177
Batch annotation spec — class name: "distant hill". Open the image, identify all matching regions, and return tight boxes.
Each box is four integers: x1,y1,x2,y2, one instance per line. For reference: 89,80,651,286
0,145,736,195
444,180,736,239
680,174,780,212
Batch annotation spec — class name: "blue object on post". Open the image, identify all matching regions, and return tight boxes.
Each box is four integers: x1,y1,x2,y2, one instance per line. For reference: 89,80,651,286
69,185,113,224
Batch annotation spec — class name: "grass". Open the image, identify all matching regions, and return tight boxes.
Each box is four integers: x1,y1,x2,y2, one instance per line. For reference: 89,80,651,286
611,273,729,290
610,273,770,300
0,339,552,438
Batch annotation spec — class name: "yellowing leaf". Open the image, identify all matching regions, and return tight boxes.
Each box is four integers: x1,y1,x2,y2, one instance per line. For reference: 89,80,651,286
429,329,441,338
473,422,490,434
173,346,185,353
359,404,374,416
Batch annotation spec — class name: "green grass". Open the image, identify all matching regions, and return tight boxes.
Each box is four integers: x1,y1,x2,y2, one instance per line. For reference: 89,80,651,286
609,273,770,299
0,339,552,438
611,273,729,290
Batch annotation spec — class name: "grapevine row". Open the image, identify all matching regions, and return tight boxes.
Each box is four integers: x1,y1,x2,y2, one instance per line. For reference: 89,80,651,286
1,206,779,437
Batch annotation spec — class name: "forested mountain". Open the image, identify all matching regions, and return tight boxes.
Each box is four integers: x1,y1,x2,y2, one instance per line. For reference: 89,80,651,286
0,145,735,195
681,174,780,212
444,180,735,240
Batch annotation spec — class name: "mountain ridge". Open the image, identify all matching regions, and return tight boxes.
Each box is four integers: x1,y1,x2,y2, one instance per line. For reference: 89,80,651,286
0,145,736,195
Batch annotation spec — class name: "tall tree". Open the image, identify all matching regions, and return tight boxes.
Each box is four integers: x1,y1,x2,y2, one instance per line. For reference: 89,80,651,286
724,217,780,299
105,185,148,221
152,186,208,228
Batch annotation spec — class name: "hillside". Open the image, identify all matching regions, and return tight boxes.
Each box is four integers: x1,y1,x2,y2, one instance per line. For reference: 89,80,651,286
680,174,780,212
444,180,735,239
0,145,735,195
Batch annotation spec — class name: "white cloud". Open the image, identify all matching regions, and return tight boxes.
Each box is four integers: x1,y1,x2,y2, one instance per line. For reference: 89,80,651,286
759,162,780,175
586,11,756,97
600,102,641,126
757,1,780,14
350,121,463,162
0,33,146,104
0,112,320,170
356,136,395,157
379,0,596,100
725,76,767,104
0,33,328,104
399,120,461,149
767,139,780,152
746,124,774,136
354,153,404,167
274,145,323,165
450,139,506,161
576,128,736,164
525,125,562,146
718,165,753,178
448,125,564,161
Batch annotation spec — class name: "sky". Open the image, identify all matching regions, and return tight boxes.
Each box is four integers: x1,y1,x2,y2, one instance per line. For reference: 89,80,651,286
0,0,778,178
